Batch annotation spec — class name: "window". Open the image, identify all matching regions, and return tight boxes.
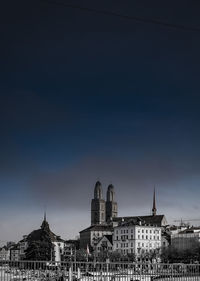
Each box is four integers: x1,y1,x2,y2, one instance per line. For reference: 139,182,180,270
146,230,148,233
138,242,140,247
138,235,140,239
142,229,144,233
142,235,144,239
146,235,148,239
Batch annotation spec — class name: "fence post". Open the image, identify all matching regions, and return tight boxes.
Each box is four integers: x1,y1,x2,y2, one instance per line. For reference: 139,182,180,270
69,266,72,281
77,267,81,280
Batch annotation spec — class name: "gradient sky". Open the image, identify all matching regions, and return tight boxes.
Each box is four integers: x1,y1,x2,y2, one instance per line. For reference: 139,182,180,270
1,0,200,244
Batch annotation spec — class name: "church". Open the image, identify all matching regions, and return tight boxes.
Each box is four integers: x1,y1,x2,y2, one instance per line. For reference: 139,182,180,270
79,181,167,250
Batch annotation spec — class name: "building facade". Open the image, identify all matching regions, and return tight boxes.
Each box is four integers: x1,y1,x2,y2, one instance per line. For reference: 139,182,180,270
94,235,113,257
80,225,113,250
91,181,106,225
91,182,118,225
10,244,20,261
113,219,162,258
0,246,10,261
106,184,118,223
171,227,200,251
18,235,28,260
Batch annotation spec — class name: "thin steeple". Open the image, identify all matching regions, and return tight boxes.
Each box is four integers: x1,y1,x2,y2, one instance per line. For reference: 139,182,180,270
152,186,157,216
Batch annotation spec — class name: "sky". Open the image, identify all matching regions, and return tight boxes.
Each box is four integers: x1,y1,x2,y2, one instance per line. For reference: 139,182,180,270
1,0,200,243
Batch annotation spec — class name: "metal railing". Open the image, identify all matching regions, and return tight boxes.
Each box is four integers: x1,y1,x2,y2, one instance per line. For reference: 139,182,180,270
0,260,200,280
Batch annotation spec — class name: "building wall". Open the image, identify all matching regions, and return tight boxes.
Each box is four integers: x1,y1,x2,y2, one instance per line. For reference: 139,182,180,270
113,224,161,256
91,230,113,248
0,248,10,261
53,241,65,262
10,249,20,261
19,240,28,260
95,236,113,256
80,229,113,249
80,231,91,249
171,233,200,251
106,201,118,223
91,199,106,225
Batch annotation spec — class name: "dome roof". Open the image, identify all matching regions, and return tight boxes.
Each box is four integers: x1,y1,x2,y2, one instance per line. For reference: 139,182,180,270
95,181,102,187
107,184,114,191
94,181,102,199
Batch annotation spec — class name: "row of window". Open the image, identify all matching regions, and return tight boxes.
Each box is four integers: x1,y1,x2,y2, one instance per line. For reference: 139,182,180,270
116,229,160,234
97,247,112,251
116,243,131,248
115,242,160,249
138,229,160,234
115,235,160,240
138,235,160,240
138,242,160,248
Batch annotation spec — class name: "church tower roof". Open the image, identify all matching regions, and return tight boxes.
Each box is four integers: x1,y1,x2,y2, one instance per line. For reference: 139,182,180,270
152,187,157,216
94,181,103,199
107,184,115,201
41,211,50,231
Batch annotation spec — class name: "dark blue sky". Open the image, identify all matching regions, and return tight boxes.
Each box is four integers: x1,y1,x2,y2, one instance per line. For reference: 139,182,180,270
1,0,200,242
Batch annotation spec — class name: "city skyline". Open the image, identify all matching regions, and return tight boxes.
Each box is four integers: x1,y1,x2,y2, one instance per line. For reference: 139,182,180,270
1,0,200,242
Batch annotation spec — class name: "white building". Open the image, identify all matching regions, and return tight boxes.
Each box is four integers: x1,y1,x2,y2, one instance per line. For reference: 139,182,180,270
0,246,10,261
171,227,200,251
113,218,161,259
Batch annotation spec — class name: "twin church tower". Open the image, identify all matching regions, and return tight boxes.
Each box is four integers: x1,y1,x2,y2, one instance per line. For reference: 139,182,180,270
91,181,118,225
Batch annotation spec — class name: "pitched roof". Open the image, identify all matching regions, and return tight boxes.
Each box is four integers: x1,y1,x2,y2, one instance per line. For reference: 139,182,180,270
96,235,113,246
27,219,64,243
10,244,20,250
80,224,113,233
178,227,200,234
104,235,113,244
113,215,166,226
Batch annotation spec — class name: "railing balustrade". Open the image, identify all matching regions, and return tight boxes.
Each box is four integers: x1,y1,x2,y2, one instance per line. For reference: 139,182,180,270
0,260,200,281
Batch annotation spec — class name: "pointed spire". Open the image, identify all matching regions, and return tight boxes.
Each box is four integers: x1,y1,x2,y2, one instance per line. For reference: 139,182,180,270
152,186,157,216
41,210,50,230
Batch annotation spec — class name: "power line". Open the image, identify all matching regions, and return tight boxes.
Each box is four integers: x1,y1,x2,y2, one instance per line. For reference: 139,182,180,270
41,0,200,32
